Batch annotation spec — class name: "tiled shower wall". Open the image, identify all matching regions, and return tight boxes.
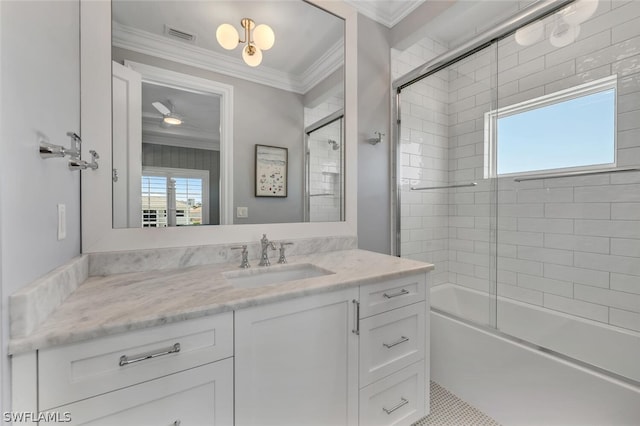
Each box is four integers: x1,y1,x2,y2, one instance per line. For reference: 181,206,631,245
394,39,451,286
305,96,343,221
399,0,640,332
307,120,342,222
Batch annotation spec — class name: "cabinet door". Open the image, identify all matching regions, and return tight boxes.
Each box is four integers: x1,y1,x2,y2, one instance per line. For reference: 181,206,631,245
235,288,359,426
50,359,233,426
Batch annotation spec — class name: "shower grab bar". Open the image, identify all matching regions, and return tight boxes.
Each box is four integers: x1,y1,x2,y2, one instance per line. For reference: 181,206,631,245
514,167,640,182
411,182,477,191
309,193,335,197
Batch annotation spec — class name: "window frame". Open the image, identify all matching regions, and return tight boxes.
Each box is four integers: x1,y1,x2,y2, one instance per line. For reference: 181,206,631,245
484,75,618,179
141,166,210,226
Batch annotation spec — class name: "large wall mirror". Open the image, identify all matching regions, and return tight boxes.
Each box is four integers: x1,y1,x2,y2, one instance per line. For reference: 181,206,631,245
111,0,345,228
80,0,357,252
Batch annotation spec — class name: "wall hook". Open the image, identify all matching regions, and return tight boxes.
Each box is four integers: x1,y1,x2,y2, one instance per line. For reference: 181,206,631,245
39,132,99,171
367,131,384,145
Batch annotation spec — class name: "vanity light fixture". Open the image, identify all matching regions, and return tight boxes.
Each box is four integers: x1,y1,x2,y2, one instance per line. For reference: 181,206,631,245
216,18,274,67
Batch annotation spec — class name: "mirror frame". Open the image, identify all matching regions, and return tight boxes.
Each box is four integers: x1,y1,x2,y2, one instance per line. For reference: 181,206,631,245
80,0,357,252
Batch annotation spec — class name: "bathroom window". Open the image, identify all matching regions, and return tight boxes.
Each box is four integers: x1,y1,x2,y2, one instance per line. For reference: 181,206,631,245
484,75,617,177
141,167,209,227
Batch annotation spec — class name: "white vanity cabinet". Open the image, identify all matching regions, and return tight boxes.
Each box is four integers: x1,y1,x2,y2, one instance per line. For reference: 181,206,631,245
36,313,234,426
13,271,429,426
235,288,360,426
234,272,429,426
358,274,428,426
50,359,233,426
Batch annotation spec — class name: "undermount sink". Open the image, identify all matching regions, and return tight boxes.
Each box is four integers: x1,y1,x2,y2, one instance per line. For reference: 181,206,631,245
223,263,335,288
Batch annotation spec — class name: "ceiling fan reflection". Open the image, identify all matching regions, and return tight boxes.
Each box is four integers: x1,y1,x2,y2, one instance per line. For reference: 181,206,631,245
152,100,183,127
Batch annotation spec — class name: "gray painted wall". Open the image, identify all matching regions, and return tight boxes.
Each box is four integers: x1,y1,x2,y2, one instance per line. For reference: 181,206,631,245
142,143,221,225
1,1,81,416
357,14,391,254
113,48,305,225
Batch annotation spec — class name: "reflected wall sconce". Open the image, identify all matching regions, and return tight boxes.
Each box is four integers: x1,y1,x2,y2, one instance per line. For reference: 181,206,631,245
515,0,598,47
367,131,384,145
216,18,274,67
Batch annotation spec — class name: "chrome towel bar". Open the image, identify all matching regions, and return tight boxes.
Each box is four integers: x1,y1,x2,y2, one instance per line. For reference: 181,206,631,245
411,182,477,191
514,167,640,182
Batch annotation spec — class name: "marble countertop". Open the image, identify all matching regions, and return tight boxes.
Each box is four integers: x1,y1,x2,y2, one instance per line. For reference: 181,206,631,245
9,249,433,354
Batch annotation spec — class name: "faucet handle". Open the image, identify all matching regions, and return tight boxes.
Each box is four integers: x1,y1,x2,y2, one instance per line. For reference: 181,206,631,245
277,242,294,264
231,245,250,268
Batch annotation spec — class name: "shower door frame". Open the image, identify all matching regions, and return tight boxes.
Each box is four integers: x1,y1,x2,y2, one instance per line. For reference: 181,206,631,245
391,0,575,257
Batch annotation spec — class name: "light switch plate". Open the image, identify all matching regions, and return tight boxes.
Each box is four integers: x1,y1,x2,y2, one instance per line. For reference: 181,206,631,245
57,204,66,240
237,206,248,218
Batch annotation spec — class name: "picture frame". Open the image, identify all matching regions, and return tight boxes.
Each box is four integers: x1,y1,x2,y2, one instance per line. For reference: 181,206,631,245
255,144,288,197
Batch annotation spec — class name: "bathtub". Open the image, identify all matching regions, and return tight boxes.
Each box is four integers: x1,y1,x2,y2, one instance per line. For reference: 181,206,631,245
430,283,640,426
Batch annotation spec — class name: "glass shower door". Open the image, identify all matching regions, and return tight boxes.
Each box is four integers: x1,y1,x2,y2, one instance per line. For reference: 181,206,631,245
397,44,499,328
493,1,640,383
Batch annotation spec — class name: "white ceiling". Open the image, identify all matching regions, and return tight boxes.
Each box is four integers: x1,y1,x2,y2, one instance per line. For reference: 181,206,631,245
112,1,344,80
418,0,533,47
116,0,529,148
141,82,221,151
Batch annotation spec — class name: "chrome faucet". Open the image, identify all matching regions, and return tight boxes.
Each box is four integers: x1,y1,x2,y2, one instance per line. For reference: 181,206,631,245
231,245,250,268
277,242,293,264
259,234,277,266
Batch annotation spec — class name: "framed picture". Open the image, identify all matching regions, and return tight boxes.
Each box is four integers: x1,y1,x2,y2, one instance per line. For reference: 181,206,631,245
255,144,288,197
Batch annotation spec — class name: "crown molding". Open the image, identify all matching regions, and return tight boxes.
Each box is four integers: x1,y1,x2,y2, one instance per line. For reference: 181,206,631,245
301,40,344,92
345,0,424,28
113,22,342,94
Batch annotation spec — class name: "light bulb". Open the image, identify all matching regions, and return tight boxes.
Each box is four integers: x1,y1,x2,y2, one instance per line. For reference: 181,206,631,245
242,44,262,67
560,0,599,25
550,22,580,48
514,20,544,46
163,116,182,126
216,23,239,50
253,24,275,51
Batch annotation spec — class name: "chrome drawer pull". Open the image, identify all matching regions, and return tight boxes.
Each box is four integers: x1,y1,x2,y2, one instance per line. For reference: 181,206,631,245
352,299,360,335
383,397,408,415
119,343,181,367
383,289,409,299
383,336,409,349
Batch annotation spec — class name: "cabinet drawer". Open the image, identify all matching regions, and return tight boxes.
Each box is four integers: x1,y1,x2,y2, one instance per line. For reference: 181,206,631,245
360,274,426,318
50,358,233,426
359,361,426,426
359,302,425,387
39,312,233,410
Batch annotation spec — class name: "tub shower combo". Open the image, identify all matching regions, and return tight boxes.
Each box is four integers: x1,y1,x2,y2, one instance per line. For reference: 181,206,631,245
393,0,640,423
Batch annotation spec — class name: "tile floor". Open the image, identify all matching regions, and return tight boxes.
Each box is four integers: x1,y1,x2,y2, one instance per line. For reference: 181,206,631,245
414,382,501,426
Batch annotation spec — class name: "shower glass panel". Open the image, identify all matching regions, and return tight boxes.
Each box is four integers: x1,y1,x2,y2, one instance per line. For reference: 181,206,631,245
305,116,344,222
493,0,640,383
398,45,499,327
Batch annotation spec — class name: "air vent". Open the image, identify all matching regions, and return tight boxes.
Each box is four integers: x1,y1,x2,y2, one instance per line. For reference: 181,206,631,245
164,25,197,44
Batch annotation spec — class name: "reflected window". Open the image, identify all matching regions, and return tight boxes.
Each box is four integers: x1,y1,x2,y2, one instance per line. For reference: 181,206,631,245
485,75,616,177
141,167,209,227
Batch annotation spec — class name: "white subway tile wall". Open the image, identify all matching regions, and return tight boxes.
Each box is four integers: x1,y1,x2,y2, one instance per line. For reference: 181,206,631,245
305,96,343,221
397,0,640,332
